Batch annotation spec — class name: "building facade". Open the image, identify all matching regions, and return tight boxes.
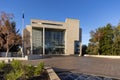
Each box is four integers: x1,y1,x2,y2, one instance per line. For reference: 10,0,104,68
23,18,81,55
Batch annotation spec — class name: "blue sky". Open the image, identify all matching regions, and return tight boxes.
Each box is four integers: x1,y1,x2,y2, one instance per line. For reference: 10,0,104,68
0,0,120,45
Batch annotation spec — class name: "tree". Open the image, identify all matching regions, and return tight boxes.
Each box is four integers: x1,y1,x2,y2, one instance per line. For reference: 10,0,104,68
88,24,114,55
89,28,103,55
112,25,120,55
99,24,113,55
0,12,21,57
87,43,98,55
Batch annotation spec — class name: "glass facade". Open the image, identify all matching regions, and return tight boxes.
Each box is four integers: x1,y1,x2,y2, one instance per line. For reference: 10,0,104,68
45,29,65,54
32,28,65,54
32,28,43,54
74,41,80,54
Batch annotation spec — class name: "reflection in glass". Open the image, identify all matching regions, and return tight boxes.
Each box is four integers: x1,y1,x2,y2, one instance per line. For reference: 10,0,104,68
32,28,65,54
32,28,43,54
45,29,65,54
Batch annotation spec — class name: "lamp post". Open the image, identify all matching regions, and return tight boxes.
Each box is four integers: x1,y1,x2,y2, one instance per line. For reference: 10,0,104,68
22,12,24,57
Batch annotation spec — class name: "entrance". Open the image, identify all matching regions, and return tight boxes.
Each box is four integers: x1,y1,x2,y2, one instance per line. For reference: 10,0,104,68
45,29,65,54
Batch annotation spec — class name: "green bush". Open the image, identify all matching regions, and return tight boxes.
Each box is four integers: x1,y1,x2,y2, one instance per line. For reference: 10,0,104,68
6,60,23,80
11,60,22,71
34,62,44,76
0,62,6,70
22,65,35,79
6,70,23,80
3,64,13,74
0,60,45,80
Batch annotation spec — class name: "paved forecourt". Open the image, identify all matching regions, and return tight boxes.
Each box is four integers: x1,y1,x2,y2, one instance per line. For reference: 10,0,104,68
22,56,120,79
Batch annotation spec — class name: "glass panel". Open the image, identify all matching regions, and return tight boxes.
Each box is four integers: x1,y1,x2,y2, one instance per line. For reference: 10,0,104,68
45,29,65,54
32,28,43,54
74,41,80,54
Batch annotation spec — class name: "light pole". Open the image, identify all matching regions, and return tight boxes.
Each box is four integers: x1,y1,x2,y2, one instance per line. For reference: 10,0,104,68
22,12,24,57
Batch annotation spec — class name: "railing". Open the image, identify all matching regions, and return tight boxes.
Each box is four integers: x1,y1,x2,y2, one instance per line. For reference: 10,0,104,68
0,52,23,57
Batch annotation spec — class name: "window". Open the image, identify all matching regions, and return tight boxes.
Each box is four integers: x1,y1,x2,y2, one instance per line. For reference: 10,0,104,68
42,23,63,26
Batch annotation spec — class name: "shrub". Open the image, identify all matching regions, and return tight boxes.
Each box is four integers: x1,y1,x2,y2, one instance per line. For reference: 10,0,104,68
0,62,5,70
0,61,45,79
22,65,35,79
6,60,24,80
34,62,44,76
3,64,13,74
11,60,22,71
6,70,23,80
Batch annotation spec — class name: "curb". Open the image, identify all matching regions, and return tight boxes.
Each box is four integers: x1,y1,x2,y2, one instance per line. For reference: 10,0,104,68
84,54,120,59
45,66,61,80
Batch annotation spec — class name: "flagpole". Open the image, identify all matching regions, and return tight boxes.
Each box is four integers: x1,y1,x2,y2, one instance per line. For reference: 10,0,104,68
22,12,24,57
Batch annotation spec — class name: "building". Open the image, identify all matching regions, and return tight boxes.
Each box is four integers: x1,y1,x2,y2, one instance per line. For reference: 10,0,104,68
23,18,82,55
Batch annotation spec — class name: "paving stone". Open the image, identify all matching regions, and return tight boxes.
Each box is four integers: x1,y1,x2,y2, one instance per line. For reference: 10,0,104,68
75,76,87,80
22,56,120,79
78,74,90,78
69,73,79,78
58,73,69,79
86,76,102,80
62,74,74,80
103,78,113,80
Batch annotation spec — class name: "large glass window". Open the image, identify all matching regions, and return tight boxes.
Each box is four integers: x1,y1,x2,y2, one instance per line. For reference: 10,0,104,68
74,41,80,54
45,29,65,54
32,28,43,54
32,28,65,55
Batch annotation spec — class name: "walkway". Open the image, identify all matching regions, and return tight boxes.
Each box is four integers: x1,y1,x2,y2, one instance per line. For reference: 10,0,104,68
22,56,120,79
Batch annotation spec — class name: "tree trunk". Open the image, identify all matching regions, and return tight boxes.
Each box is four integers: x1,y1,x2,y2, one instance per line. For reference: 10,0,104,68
5,49,9,57
6,45,14,57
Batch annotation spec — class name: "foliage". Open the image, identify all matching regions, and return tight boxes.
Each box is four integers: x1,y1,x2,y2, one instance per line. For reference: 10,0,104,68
22,65,35,79
0,12,22,57
99,24,113,55
34,62,44,76
6,70,23,80
11,60,22,71
112,25,120,55
87,43,98,55
2,64,12,74
88,23,120,55
0,60,45,80
0,62,5,70
5,60,23,80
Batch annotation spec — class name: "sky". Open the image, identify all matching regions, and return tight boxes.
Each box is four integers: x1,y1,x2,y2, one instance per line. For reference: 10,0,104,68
0,0,120,45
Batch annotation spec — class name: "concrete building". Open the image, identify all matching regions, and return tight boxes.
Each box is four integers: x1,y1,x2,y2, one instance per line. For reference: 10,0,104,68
23,18,81,55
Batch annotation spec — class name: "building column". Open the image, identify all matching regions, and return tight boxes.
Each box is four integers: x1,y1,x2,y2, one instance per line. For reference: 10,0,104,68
79,42,82,56
43,27,45,55
65,30,67,54
31,27,33,54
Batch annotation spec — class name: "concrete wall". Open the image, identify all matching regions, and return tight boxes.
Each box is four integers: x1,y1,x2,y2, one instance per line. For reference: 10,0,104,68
0,55,43,62
65,19,80,55
31,19,66,30
26,54,43,60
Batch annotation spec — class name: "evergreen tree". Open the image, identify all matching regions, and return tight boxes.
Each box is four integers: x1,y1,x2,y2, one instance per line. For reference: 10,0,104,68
88,24,114,55
112,25,120,55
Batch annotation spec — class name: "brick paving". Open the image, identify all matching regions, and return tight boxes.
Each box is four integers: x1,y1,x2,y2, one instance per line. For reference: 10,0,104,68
21,56,120,79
